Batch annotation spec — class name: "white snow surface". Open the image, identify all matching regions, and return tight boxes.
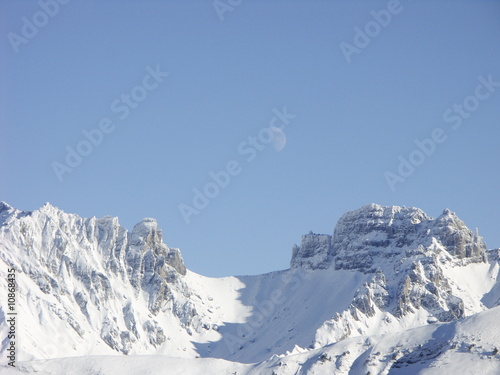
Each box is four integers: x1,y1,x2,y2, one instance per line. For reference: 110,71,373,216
0,202,499,374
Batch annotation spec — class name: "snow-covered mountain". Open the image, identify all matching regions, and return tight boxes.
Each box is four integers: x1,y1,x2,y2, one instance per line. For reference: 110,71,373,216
1,202,499,374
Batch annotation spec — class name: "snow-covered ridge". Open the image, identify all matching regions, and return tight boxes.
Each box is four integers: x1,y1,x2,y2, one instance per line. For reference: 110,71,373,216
0,202,209,358
15,306,500,375
0,202,499,374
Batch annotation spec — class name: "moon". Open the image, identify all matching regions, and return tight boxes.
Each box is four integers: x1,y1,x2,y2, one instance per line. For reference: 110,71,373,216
271,126,287,152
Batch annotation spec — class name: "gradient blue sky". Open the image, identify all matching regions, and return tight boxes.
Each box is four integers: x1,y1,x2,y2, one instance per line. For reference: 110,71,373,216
1,0,500,277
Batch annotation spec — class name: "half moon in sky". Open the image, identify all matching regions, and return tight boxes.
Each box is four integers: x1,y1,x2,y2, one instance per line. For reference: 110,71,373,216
271,126,287,152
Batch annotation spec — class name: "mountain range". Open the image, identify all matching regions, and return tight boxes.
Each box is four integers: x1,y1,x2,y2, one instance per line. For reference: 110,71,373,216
0,202,499,374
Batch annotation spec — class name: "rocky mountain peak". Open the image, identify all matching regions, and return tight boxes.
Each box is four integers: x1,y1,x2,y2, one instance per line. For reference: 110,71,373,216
290,232,332,269
128,217,186,276
290,204,486,271
0,203,194,355
0,201,13,212
0,201,498,370
0,201,15,226
290,204,492,345
133,217,158,232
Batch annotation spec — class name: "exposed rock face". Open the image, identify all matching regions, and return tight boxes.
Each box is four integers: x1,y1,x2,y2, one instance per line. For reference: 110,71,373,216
0,202,197,355
331,205,431,271
290,232,332,269
1,201,497,365
292,204,489,345
127,218,187,314
350,269,389,318
430,209,486,259
291,204,486,272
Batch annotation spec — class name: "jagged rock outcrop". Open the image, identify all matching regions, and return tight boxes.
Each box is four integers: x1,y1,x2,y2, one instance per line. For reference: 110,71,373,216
290,232,332,269
291,204,486,272
293,204,490,347
0,201,498,367
0,202,199,355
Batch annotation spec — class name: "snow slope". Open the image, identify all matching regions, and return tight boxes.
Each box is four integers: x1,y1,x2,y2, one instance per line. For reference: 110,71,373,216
5,306,500,375
0,202,499,374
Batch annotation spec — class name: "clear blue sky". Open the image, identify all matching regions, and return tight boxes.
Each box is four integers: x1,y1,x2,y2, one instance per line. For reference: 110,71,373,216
1,0,500,277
